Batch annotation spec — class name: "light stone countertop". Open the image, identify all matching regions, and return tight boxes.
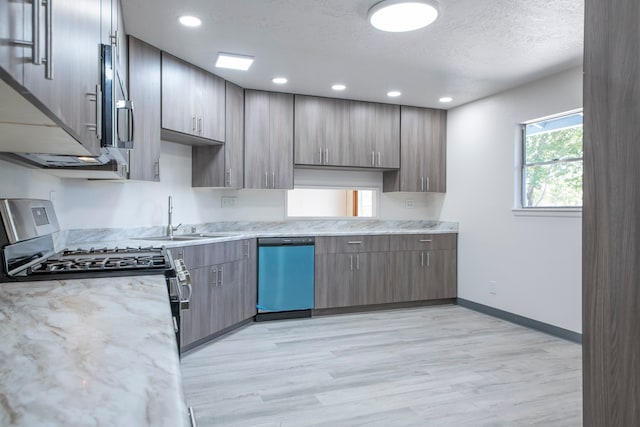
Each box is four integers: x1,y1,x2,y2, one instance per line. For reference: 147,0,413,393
0,275,188,427
58,220,459,249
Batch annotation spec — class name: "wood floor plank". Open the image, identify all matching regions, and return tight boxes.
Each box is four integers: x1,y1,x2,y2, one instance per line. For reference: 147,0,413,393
181,305,582,426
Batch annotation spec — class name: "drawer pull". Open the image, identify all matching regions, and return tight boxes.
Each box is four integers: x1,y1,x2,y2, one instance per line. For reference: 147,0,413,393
419,239,433,242
347,241,362,245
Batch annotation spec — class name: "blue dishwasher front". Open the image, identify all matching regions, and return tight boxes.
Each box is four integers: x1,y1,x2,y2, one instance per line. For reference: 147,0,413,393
257,237,315,320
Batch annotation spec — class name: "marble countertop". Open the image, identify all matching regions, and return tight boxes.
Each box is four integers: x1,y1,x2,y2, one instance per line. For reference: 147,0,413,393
59,220,459,249
0,275,189,427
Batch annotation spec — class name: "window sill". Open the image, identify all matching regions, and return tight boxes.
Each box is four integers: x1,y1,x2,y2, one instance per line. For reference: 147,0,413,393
512,208,582,218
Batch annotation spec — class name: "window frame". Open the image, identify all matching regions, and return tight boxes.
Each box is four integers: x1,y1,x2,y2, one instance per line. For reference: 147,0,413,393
518,109,584,211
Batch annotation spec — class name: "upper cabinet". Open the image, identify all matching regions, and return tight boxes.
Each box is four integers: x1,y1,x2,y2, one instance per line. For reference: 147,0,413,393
127,36,161,182
193,81,244,188
160,52,225,145
244,90,294,189
383,106,447,193
294,95,399,169
1,0,106,156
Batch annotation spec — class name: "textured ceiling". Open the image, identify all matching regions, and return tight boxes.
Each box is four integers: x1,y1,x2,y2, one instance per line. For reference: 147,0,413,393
121,0,584,109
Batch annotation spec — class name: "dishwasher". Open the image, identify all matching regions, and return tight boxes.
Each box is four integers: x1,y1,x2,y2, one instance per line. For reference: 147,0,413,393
256,237,315,321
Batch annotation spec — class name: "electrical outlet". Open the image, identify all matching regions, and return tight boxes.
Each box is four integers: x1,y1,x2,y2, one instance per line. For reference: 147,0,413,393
405,199,415,209
221,196,237,208
489,280,497,295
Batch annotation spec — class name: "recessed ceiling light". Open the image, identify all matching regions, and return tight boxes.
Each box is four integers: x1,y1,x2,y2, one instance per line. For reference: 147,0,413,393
439,96,453,103
368,0,439,33
332,84,346,91
215,52,254,71
178,15,201,27
387,90,402,97
272,77,288,84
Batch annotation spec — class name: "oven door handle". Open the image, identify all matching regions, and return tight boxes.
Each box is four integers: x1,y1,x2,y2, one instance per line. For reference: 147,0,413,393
180,282,192,310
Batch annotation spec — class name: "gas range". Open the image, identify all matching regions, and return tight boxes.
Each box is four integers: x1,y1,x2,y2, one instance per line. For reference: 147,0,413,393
0,199,192,353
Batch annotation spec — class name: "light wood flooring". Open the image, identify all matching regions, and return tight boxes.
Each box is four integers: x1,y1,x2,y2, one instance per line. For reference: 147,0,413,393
181,305,582,426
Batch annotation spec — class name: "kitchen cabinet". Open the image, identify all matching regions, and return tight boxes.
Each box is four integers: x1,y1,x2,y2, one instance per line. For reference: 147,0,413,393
314,235,389,309
387,234,457,302
294,95,399,169
384,106,447,192
294,95,350,166
1,0,105,156
170,239,256,351
244,90,294,189
161,52,225,144
126,36,160,181
192,81,244,188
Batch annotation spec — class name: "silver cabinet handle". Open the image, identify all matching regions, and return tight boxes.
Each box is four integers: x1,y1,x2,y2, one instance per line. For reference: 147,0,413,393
225,169,231,186
356,254,360,270
271,172,275,188
44,0,52,79
154,161,160,180
188,406,198,427
211,267,217,287
421,252,424,267
264,172,268,188
377,151,381,166
347,241,362,245
419,239,432,243
197,116,202,135
349,254,353,271
319,149,323,164
325,148,329,164
427,251,430,267
420,177,425,192
219,265,223,286
371,151,375,166
426,177,430,192
192,116,196,133
243,241,250,258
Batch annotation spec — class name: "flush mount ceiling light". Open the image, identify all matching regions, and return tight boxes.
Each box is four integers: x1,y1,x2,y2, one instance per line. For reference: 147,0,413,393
368,0,439,33
272,77,288,84
178,15,201,27
439,96,453,103
332,84,346,91
387,90,402,97
215,52,254,71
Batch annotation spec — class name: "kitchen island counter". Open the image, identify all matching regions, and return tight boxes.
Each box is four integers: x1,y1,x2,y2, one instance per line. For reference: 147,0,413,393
0,275,188,427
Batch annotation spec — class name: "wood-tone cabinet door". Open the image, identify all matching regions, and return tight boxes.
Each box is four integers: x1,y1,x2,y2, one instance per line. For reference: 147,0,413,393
194,67,225,142
225,81,244,188
426,249,457,299
353,252,387,306
0,0,24,84
180,266,213,348
324,98,351,167
374,103,400,168
348,100,376,167
127,36,160,181
386,251,414,303
214,260,243,332
269,91,294,189
161,52,193,136
423,108,447,192
244,90,270,188
294,95,324,165
314,253,355,308
23,0,102,155
241,239,257,319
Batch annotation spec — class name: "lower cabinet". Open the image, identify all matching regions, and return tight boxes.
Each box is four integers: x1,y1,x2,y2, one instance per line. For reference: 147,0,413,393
315,234,457,309
173,239,257,351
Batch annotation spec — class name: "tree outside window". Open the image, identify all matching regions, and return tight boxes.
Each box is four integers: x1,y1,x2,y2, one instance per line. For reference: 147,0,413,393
522,112,583,208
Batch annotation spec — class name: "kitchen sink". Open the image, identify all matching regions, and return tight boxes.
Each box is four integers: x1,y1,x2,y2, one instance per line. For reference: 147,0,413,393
134,233,235,242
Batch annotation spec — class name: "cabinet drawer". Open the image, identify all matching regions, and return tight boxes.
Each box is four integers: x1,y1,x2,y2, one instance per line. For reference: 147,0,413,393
315,235,389,254
388,233,457,251
169,240,245,269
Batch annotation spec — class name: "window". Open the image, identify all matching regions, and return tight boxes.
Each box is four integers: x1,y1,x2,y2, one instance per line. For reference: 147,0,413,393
287,188,377,218
521,111,583,208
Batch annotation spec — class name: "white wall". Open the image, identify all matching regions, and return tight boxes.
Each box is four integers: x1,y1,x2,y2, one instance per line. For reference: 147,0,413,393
440,67,583,333
0,140,438,230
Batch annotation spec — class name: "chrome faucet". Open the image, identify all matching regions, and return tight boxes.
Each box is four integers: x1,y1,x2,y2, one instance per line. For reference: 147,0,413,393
166,196,182,238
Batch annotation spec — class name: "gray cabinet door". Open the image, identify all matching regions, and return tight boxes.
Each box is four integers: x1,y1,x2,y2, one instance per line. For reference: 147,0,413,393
424,249,457,300
294,95,324,165
194,66,225,142
245,90,294,189
374,103,400,168
22,0,102,156
348,100,376,167
386,251,414,303
0,0,24,84
180,266,213,348
353,252,387,306
384,106,447,192
213,259,243,332
314,253,355,308
269,92,294,189
127,36,160,181
161,52,193,136
324,98,351,167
